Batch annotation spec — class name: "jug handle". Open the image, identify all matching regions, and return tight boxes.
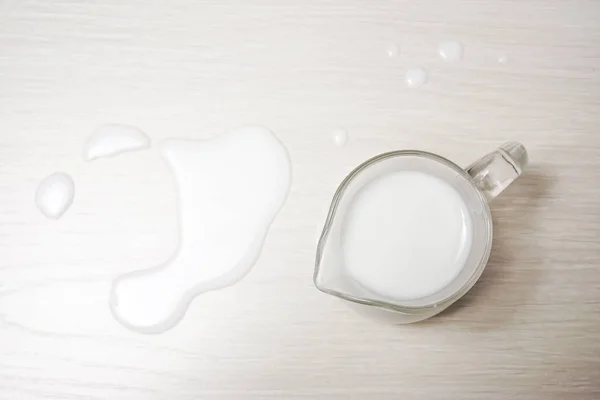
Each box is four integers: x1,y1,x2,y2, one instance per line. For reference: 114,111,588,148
465,142,528,201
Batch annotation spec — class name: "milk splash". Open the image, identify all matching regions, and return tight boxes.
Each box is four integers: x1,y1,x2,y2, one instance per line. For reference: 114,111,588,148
109,126,292,333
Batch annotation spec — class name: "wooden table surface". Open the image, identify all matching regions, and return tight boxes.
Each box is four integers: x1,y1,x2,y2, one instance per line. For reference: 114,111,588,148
1,1,599,399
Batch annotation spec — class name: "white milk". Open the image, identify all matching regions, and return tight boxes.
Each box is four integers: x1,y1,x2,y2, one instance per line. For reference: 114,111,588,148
332,128,349,147
110,125,291,333
438,41,463,63
35,172,75,219
405,68,427,88
386,43,400,58
342,171,472,302
83,123,151,161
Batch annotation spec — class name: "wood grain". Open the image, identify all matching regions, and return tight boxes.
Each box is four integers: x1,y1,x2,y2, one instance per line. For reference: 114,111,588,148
1,0,599,399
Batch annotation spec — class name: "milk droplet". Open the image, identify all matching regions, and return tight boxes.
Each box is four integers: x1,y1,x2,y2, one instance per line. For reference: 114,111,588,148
35,172,75,219
110,125,292,333
405,68,427,88
386,43,400,58
498,55,508,64
438,41,463,63
332,129,348,147
83,124,151,161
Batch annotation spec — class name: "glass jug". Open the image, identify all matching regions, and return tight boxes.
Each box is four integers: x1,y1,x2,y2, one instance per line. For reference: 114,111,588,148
314,142,528,323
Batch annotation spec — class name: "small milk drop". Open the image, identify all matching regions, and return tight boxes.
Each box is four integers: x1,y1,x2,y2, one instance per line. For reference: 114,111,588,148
498,55,508,64
83,124,151,162
405,68,427,88
35,172,75,219
438,41,463,62
386,43,400,58
332,129,348,147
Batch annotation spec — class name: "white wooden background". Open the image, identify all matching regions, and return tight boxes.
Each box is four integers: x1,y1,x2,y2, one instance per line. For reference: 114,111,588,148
1,0,599,399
